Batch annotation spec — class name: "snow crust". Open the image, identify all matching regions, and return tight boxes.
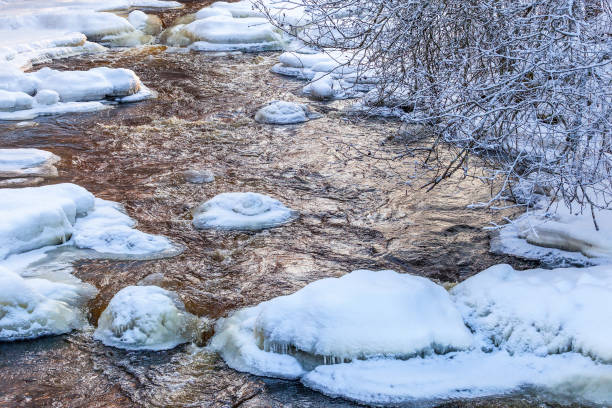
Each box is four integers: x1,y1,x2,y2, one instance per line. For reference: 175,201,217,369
0,65,152,120
0,265,97,341
0,183,176,260
452,263,612,363
193,192,297,231
94,285,198,350
254,100,319,124
492,205,612,267
0,148,59,185
210,270,473,378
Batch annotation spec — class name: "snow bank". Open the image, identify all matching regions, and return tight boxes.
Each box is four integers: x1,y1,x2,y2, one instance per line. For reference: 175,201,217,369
0,266,97,341
193,192,297,231
452,263,612,363
254,101,320,124
303,351,612,405
0,149,60,179
210,269,473,378
94,285,198,350
492,205,612,267
0,65,153,120
0,184,176,260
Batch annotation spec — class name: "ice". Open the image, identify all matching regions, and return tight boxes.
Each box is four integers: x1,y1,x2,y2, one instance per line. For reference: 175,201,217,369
0,148,59,179
0,65,152,120
452,263,612,362
0,266,97,341
492,204,612,267
73,198,174,256
192,192,297,231
302,351,612,405
0,184,177,260
94,285,199,350
210,270,473,378
254,101,320,124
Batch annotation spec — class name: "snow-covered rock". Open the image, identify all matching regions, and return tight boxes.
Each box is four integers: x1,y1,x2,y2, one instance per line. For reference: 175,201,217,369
94,285,198,350
128,10,162,36
164,15,285,52
452,263,612,362
193,192,297,231
492,205,612,267
0,266,97,341
0,148,59,179
0,65,154,120
210,270,473,378
254,101,320,124
302,351,612,405
0,184,177,260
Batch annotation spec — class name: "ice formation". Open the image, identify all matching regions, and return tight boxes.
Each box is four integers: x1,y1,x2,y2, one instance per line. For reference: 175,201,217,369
491,204,612,267
192,192,297,231
94,285,198,350
0,266,97,341
451,263,612,362
254,101,320,124
0,65,154,120
210,270,473,378
183,169,215,184
0,183,176,260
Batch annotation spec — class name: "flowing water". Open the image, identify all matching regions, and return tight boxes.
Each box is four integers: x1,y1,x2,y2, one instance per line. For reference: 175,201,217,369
0,4,582,407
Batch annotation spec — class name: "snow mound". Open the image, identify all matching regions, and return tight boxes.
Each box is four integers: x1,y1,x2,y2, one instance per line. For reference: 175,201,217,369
193,192,297,231
0,148,60,178
94,285,198,350
302,351,612,405
452,264,612,362
254,101,320,124
0,184,177,260
128,10,162,36
210,270,473,378
0,266,97,341
0,65,153,120
492,205,612,267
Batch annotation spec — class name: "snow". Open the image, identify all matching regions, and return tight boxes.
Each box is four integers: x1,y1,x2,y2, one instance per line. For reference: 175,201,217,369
128,10,162,36
0,148,59,178
94,285,198,350
492,203,612,267
0,184,177,260
0,65,153,120
451,263,612,363
73,199,174,256
254,101,320,124
302,351,612,406
193,192,297,231
210,270,473,378
0,265,97,341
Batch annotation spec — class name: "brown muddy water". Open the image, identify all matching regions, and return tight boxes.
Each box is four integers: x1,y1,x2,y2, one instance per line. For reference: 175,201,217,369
0,9,576,408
